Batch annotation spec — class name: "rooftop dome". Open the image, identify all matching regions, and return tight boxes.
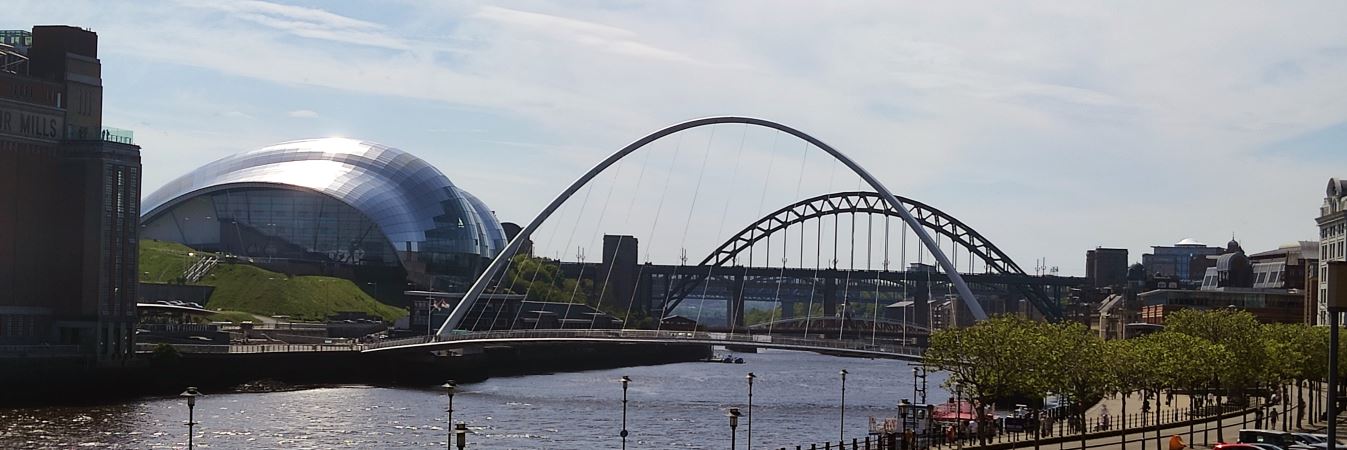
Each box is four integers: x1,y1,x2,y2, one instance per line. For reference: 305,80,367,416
1175,238,1205,247
141,138,504,291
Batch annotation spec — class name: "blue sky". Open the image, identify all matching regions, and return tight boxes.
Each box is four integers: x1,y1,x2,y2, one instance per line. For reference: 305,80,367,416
11,1,1347,276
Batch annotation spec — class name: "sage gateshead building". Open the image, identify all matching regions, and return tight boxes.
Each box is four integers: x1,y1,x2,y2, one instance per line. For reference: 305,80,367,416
140,138,506,300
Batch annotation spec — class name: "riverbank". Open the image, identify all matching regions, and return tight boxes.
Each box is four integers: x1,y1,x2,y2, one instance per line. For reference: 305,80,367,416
0,342,711,406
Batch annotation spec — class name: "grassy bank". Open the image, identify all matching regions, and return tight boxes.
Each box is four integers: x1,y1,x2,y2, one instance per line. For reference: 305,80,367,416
139,240,406,322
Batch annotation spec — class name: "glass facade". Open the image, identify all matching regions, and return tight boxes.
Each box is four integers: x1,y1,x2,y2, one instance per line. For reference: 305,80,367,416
141,138,504,293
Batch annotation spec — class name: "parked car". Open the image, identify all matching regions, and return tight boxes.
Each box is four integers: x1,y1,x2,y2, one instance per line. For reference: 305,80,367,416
1241,429,1299,450
1215,444,1271,450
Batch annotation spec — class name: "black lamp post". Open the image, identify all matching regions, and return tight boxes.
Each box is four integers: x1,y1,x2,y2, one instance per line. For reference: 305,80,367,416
900,399,910,433
442,381,456,450
840,369,849,442
954,381,962,450
620,375,631,450
180,386,201,450
455,423,467,449
728,407,742,450
746,372,756,450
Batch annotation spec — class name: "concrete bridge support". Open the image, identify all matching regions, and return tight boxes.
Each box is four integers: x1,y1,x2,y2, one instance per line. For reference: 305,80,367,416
728,274,746,331
823,276,837,318
914,278,931,329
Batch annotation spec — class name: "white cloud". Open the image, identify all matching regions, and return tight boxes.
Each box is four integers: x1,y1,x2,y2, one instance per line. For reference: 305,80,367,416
179,0,410,50
287,109,320,118
15,0,1347,275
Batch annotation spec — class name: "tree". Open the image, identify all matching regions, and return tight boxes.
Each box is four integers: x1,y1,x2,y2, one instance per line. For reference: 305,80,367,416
1043,322,1114,449
1109,338,1148,449
924,315,1055,445
1128,331,1229,446
1165,309,1266,399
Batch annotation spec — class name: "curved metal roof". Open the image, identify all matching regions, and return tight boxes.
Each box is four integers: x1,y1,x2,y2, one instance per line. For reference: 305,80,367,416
141,138,504,259
1329,178,1347,198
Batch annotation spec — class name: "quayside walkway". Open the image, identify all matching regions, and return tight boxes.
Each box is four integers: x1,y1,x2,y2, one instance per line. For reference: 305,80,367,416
783,390,1326,450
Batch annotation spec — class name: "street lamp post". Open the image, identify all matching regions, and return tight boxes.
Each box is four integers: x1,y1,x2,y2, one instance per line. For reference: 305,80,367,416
954,382,963,450
900,399,911,445
728,407,742,450
180,386,201,450
746,372,756,450
442,381,456,450
840,369,849,442
455,423,467,450
620,376,631,450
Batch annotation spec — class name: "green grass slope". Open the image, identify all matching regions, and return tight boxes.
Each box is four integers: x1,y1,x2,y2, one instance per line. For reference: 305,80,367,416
139,239,203,283
138,240,406,322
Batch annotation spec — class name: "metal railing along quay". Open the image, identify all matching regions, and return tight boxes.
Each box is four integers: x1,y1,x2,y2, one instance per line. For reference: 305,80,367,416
140,329,926,356
367,329,925,357
136,342,362,354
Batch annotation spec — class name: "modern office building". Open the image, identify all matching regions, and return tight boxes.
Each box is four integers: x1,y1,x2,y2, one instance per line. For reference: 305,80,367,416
1141,238,1226,283
1140,241,1313,325
0,26,141,362
1085,247,1128,288
1317,178,1347,325
1246,241,1317,290
140,138,507,300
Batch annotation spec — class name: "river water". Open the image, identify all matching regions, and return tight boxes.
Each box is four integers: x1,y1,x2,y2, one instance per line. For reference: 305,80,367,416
0,349,952,449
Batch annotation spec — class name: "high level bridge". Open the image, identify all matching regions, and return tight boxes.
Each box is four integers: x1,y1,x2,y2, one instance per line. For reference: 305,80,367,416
377,116,1084,356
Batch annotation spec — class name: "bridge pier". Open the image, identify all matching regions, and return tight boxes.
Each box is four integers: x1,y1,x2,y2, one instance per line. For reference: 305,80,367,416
913,278,930,330
728,274,746,331
823,275,837,319
780,300,794,319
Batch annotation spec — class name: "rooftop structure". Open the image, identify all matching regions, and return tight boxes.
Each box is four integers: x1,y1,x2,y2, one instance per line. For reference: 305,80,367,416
141,138,506,298
1141,238,1226,283
1316,178,1347,324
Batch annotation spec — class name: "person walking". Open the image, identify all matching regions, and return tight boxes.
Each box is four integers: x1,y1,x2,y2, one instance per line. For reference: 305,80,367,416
1269,407,1279,429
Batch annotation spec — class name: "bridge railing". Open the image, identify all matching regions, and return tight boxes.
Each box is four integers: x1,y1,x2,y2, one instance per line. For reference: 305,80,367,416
362,335,432,350
415,329,924,357
135,342,361,354
143,329,925,356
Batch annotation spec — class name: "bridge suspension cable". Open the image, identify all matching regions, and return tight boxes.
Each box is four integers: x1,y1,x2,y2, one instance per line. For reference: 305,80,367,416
438,116,989,337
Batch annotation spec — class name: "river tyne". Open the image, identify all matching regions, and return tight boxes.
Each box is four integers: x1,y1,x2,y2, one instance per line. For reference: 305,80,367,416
1,349,953,449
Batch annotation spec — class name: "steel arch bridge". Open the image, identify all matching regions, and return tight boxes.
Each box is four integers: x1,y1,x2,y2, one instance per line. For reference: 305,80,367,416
661,191,1060,320
438,116,990,337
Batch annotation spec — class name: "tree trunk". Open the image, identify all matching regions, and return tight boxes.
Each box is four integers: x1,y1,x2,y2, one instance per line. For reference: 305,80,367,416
1217,391,1225,443
1080,400,1086,450
1298,379,1305,429
976,403,987,446
1141,391,1148,450
1155,390,1163,450
1120,392,1127,450
1189,390,1195,445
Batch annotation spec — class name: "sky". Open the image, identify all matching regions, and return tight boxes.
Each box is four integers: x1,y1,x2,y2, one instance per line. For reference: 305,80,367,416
10,1,1347,276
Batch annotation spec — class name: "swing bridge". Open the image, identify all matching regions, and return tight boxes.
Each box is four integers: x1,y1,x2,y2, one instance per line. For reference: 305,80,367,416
372,116,1085,358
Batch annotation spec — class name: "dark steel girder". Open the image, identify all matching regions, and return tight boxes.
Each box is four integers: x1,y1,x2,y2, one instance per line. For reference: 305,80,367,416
660,191,1063,320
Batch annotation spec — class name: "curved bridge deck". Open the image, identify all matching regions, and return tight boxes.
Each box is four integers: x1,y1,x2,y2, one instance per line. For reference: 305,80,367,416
364,329,924,360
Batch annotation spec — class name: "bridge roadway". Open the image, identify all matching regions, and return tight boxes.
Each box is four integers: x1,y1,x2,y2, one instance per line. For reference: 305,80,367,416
363,329,925,360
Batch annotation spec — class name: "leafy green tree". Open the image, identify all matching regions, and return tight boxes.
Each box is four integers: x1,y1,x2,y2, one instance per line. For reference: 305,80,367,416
1263,323,1328,427
1165,309,1266,398
1043,322,1114,449
1133,330,1230,443
1109,338,1148,448
924,315,1055,444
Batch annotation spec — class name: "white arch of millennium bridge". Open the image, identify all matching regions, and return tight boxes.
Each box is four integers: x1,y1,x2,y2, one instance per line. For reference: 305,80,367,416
435,116,987,342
